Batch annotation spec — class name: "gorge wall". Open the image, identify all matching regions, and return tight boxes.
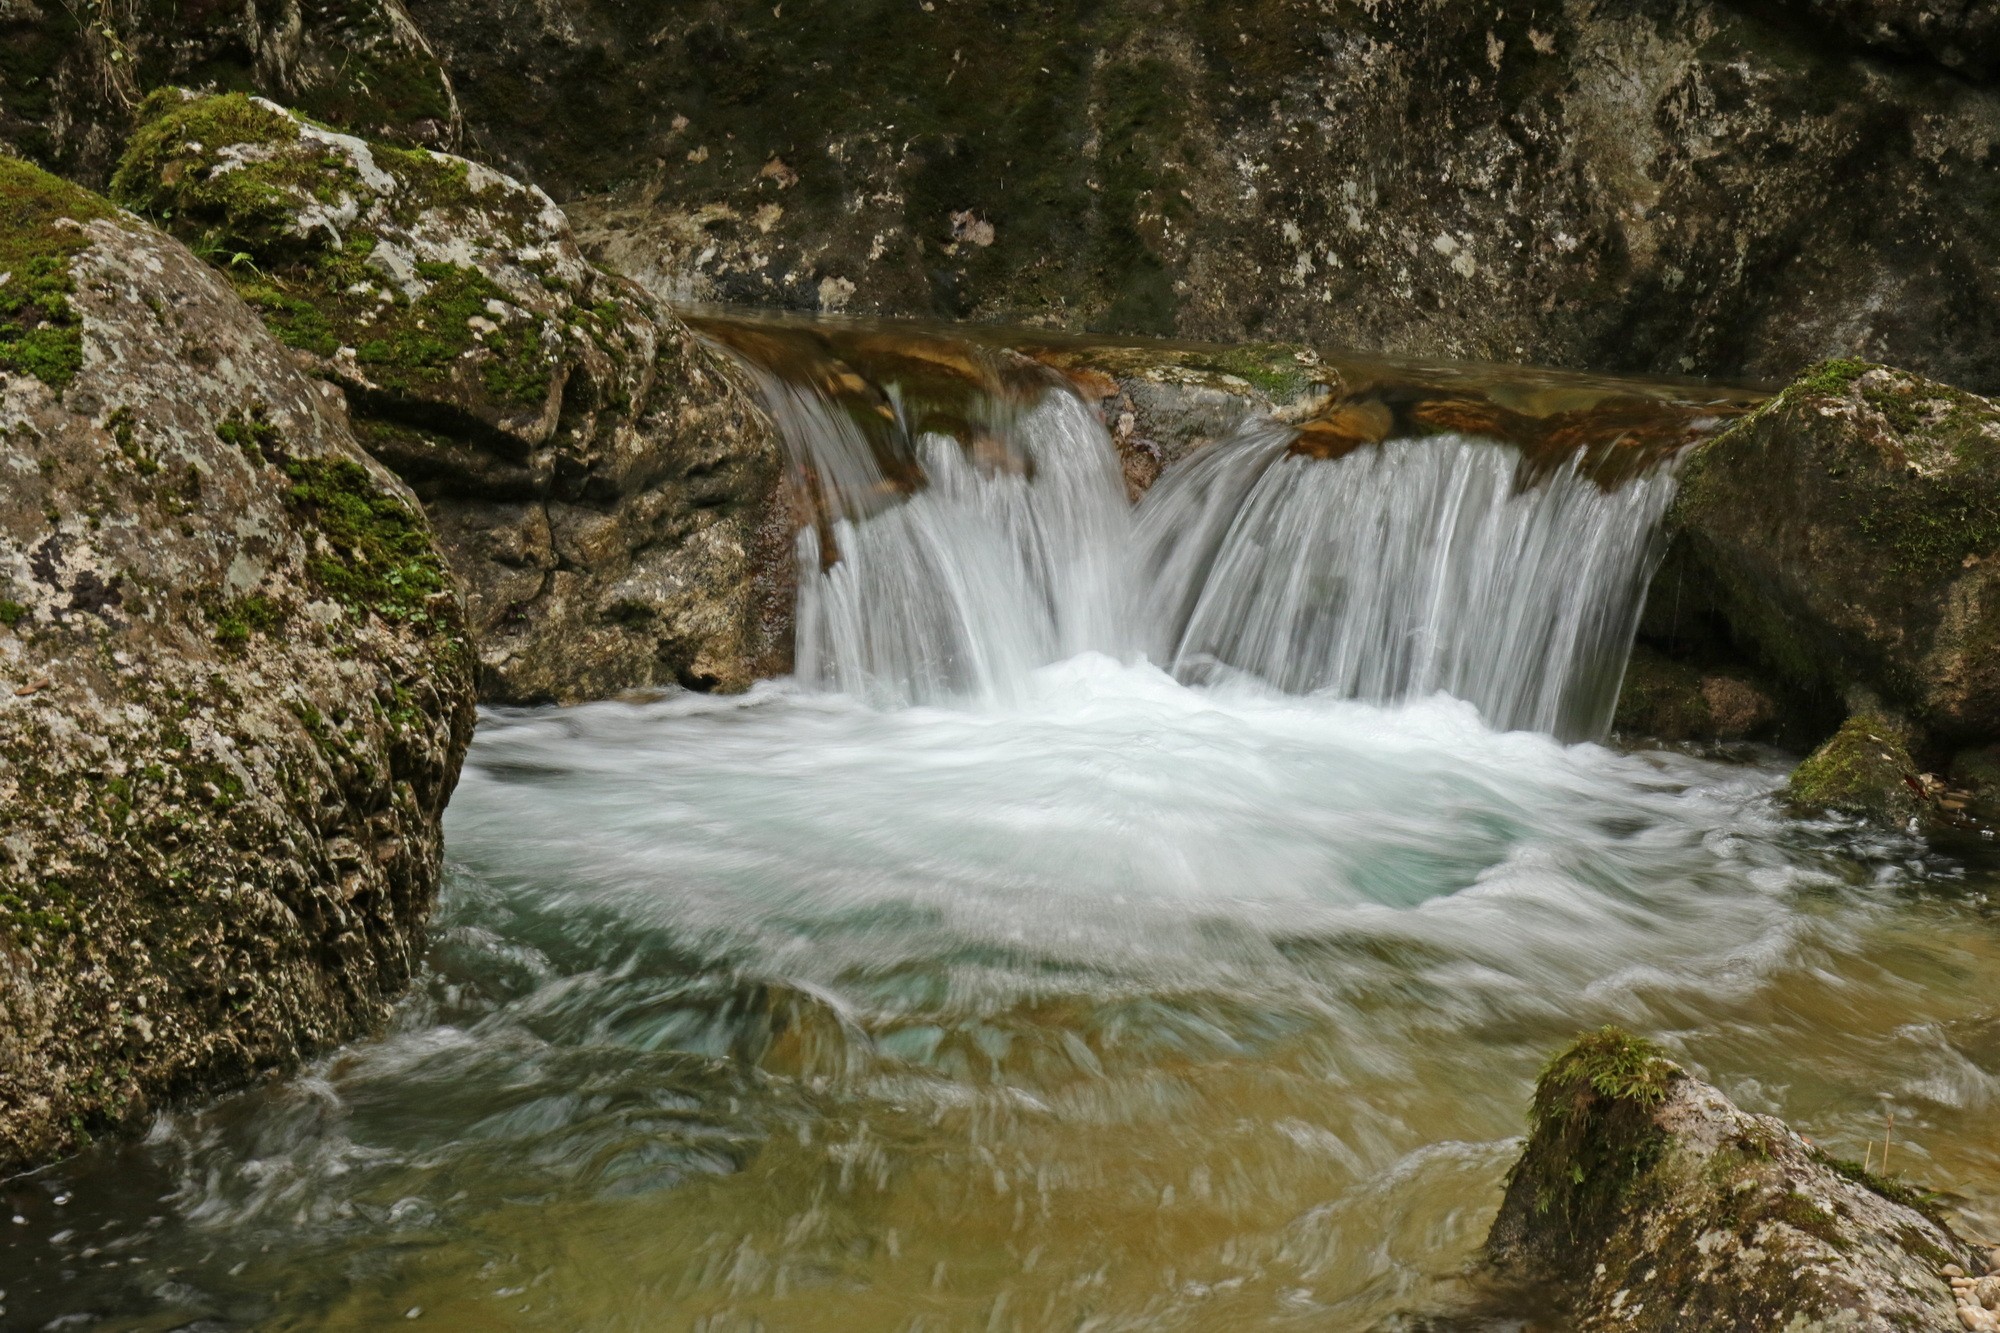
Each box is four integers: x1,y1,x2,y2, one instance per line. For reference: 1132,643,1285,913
7,2,1998,391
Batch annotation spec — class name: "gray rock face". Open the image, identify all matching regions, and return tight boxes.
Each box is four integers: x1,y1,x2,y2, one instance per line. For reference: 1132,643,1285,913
394,0,2000,393
0,160,475,1173
1488,1029,1980,1331
114,92,791,702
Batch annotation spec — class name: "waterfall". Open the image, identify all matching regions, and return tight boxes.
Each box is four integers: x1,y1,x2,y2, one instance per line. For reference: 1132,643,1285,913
737,355,1676,739
774,381,1135,707
1134,426,1677,740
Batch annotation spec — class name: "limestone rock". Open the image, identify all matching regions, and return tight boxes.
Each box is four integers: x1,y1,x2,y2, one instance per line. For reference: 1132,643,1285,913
0,157,475,1173
1666,360,2000,747
403,0,2000,393
1487,1028,1980,1331
113,92,789,702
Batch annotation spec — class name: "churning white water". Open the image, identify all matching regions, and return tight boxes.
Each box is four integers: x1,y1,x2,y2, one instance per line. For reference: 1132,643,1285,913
780,378,1672,736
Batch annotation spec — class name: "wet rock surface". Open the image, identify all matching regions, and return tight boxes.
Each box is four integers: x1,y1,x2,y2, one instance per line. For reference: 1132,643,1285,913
1487,1028,1982,1332
0,159,475,1172
113,92,789,702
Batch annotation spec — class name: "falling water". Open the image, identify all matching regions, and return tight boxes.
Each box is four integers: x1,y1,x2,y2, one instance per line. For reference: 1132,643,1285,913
1136,426,1678,739
768,363,1673,738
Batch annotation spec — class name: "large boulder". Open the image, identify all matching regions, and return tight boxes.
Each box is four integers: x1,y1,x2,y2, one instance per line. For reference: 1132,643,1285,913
113,91,790,702
1487,1028,1980,1330
0,157,475,1171
1663,361,2000,751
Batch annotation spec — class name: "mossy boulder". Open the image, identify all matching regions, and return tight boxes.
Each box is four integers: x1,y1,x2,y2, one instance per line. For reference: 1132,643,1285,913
1787,711,1931,824
113,91,789,702
1487,1028,1979,1330
0,162,475,1172
1666,361,2000,749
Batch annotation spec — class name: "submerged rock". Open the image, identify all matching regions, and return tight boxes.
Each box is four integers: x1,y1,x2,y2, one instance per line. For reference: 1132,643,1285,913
1487,1028,1980,1331
1664,361,2000,751
0,158,475,1171
112,91,789,701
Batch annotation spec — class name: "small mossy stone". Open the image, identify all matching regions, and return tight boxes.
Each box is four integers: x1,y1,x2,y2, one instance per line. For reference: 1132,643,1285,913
1788,712,1925,823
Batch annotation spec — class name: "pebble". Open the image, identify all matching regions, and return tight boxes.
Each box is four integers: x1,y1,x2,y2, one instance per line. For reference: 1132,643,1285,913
1957,1268,2000,1331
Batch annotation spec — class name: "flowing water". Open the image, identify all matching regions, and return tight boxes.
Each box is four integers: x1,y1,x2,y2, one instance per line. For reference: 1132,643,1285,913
3,326,1997,1332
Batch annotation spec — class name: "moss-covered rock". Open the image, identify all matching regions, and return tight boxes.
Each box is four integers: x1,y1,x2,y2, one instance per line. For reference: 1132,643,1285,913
1487,1028,1980,1330
1666,360,2000,749
0,157,112,390
0,164,475,1172
113,92,789,702
1788,711,1932,823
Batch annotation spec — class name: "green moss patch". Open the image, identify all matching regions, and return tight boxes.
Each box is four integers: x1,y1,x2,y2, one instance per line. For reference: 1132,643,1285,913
1509,1027,1681,1249
281,454,451,625
113,92,555,415
0,156,114,391
1788,712,1922,819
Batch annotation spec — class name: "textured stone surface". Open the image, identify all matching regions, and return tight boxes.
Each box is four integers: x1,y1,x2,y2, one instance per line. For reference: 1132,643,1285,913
1663,360,2000,748
1488,1028,1980,1331
394,0,2000,393
114,92,789,702
0,0,461,186
0,160,475,1172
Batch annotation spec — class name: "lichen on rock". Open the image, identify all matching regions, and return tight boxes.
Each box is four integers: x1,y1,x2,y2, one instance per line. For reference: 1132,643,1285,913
1487,1028,1982,1331
0,161,475,1172
112,91,789,703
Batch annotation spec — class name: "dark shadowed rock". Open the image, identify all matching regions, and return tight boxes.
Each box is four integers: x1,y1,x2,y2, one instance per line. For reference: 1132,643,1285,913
1487,1028,1979,1331
1773,0,2000,76
0,157,475,1172
112,92,790,702
1,0,460,186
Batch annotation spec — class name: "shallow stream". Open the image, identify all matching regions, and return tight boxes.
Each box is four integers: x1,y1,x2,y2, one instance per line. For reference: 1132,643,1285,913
2,330,1996,1331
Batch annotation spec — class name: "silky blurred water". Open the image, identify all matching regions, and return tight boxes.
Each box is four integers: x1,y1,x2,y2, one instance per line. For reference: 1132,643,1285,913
3,381,1996,1331
3,664,1996,1331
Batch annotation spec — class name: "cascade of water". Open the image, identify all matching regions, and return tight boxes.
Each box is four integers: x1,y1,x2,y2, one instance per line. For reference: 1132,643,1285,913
791,389,1135,707
740,359,1675,739
1133,429,1678,740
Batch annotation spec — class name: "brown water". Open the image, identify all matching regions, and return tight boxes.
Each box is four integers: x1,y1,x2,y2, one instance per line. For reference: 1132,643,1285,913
1,329,1991,1333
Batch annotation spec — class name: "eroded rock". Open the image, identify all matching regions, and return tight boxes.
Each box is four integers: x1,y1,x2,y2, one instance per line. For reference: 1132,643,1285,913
112,92,789,702
1487,1028,1980,1331
0,158,475,1172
